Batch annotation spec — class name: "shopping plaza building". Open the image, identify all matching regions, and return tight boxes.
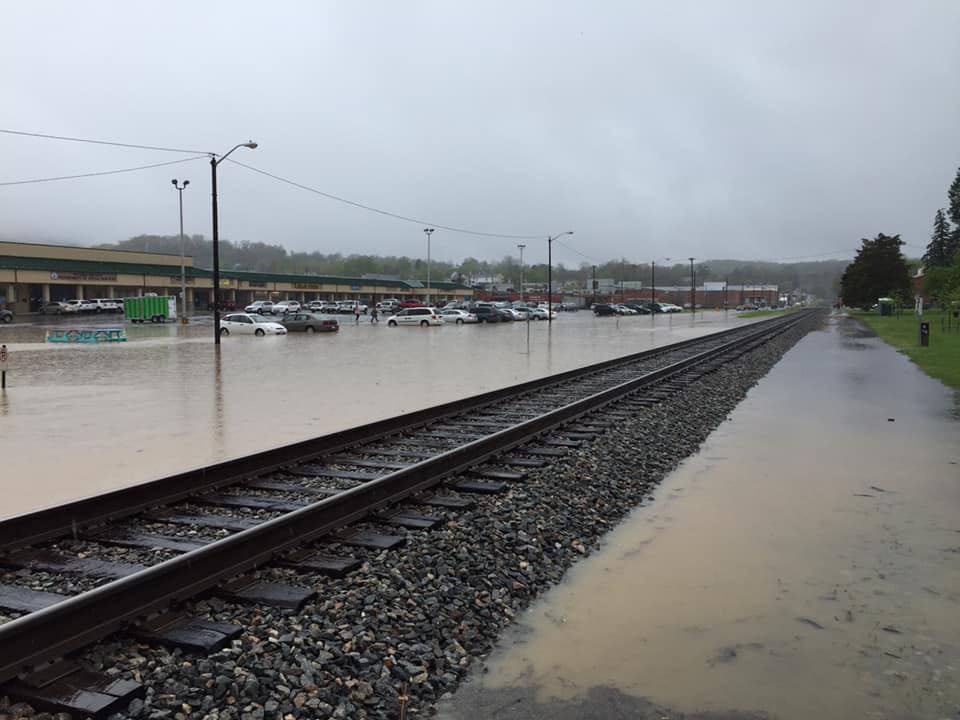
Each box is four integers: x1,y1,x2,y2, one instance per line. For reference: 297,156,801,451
0,241,472,313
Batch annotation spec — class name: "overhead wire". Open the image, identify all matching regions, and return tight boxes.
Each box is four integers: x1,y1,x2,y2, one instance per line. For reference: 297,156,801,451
0,128,209,155
225,158,548,241
0,155,208,187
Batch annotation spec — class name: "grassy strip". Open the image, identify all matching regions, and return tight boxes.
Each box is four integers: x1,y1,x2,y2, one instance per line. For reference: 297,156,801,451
851,310,960,390
737,309,788,318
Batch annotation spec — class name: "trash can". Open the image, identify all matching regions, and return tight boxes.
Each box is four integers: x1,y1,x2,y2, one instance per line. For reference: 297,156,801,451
919,322,929,347
878,297,894,317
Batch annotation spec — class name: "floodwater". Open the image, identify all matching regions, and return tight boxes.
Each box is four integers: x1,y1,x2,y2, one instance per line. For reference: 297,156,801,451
0,310,747,519
437,314,960,720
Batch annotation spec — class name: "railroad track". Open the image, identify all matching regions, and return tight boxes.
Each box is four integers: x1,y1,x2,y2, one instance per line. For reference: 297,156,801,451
0,310,819,717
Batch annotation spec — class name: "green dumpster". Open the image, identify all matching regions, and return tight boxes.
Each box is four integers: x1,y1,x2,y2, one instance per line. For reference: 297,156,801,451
123,295,176,323
877,297,894,317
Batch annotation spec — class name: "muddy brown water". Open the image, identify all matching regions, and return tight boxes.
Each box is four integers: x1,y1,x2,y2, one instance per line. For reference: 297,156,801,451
0,310,743,519
436,314,960,720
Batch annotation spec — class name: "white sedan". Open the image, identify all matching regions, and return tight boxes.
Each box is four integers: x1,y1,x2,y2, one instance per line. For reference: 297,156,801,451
503,308,530,320
528,307,558,320
219,313,288,336
440,309,478,324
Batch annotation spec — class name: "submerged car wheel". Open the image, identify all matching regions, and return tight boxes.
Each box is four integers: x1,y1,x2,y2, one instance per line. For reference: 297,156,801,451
305,326,315,333
255,328,265,336
219,327,230,336
420,320,429,326
456,318,464,325
388,320,398,327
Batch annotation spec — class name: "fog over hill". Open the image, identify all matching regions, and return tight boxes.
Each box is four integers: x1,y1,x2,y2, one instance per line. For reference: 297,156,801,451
88,235,850,298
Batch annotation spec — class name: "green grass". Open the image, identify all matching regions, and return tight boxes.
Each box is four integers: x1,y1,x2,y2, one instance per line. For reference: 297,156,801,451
737,308,788,318
852,310,960,391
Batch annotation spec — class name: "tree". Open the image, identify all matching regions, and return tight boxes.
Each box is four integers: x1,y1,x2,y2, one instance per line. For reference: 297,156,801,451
840,233,911,308
923,208,954,267
948,166,960,228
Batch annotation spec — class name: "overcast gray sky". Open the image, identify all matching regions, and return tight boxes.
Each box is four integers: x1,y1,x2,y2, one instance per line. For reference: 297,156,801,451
2,1,959,267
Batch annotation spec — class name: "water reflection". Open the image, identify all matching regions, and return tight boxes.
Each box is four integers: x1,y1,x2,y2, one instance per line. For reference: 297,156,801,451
0,311,743,518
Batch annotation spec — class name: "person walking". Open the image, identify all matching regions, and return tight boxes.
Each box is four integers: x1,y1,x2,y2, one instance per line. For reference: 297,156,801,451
371,307,379,323
354,304,361,323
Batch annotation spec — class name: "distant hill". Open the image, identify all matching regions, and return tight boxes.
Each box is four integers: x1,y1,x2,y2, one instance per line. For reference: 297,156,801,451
92,235,849,299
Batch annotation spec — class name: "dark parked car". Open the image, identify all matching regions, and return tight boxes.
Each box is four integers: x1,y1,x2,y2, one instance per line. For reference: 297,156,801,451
207,300,238,311
470,305,503,323
280,312,339,333
644,303,664,313
0,309,12,323
593,303,618,316
624,303,652,314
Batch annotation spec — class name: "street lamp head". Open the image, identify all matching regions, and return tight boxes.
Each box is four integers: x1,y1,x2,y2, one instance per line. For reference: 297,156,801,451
243,141,258,149
171,178,178,186
183,179,189,187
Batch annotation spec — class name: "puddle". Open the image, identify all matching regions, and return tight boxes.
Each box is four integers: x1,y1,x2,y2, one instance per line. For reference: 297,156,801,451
437,315,960,720
0,311,747,518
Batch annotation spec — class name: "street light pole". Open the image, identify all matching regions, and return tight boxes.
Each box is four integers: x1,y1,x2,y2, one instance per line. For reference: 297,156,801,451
547,231,573,323
210,141,257,346
517,244,525,302
592,265,597,305
424,228,435,307
689,257,696,319
171,179,190,324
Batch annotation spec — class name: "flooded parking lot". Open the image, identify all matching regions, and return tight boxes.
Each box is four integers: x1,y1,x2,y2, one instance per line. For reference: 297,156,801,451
0,309,746,518
436,314,960,720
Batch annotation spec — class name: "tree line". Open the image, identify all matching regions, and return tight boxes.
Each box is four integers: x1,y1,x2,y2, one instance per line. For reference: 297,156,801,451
840,167,960,309
96,234,846,299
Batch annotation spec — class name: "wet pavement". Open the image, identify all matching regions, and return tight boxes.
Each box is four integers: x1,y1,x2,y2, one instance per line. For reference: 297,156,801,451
0,309,747,518
435,314,960,720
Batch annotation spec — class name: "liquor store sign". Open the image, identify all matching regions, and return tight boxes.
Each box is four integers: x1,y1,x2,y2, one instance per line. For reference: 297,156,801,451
50,271,118,282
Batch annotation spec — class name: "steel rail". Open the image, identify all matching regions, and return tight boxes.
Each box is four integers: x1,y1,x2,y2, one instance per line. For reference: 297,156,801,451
0,311,815,682
0,313,803,552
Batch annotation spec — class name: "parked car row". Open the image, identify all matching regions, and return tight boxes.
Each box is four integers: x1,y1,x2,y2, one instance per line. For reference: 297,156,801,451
219,312,341,336
244,300,371,315
385,302,558,327
0,309,12,323
39,299,123,314
593,301,683,316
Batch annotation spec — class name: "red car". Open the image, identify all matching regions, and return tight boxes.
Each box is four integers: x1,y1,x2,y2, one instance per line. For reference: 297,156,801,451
398,300,425,309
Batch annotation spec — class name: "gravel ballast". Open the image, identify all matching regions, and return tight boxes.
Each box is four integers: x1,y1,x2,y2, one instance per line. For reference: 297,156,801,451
1,316,820,720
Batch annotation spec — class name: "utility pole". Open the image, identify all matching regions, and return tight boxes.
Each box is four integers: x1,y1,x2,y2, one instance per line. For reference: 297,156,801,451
424,228,435,307
171,179,190,324
592,265,597,305
689,257,696,319
517,244,526,302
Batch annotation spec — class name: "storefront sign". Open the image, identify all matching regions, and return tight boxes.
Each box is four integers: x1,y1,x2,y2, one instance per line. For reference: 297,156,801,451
50,271,118,282
168,276,196,284
247,281,267,288
294,283,320,290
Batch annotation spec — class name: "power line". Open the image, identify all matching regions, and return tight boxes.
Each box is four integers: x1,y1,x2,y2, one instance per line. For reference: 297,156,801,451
0,128,209,155
553,238,603,264
225,158,548,241
0,155,207,187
